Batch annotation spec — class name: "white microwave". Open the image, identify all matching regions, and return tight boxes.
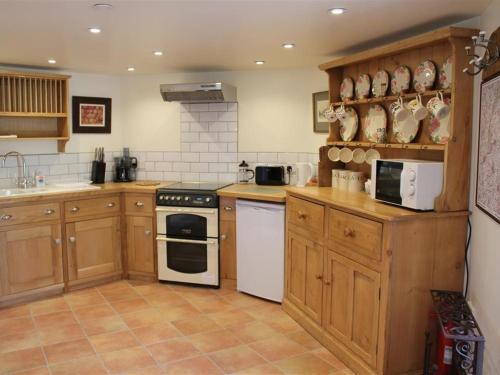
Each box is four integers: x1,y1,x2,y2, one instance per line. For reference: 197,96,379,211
370,159,444,210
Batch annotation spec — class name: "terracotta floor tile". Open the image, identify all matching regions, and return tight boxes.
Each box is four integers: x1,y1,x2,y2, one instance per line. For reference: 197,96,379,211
0,304,30,320
43,338,95,364
0,316,35,337
89,330,140,353
0,330,40,354
121,308,164,328
0,347,46,374
49,355,107,375
245,304,283,321
221,291,268,308
64,289,106,308
110,297,151,314
143,291,189,307
287,330,322,350
156,303,201,322
189,296,234,314
33,311,77,329
209,309,255,328
188,329,242,353
97,281,133,293
228,321,281,343
132,283,172,296
80,315,128,336
132,322,180,345
274,352,335,375
209,345,266,373
118,365,164,375
171,316,221,336
147,338,200,364
12,366,51,375
100,346,156,373
249,335,307,362
234,363,284,374
169,285,213,298
38,323,85,345
101,287,141,302
311,348,348,370
162,355,222,375
29,297,70,316
262,313,302,334
73,303,117,320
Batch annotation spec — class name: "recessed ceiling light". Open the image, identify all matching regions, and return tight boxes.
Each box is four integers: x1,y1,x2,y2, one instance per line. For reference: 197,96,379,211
329,8,346,15
93,3,112,9
153,51,163,56
88,27,102,34
127,67,135,72
47,59,57,64
282,43,295,49
255,60,265,65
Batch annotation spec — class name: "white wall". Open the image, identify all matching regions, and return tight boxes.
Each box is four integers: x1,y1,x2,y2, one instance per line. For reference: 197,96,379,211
467,1,500,372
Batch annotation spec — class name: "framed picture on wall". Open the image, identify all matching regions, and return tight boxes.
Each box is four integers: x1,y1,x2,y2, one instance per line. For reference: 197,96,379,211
72,96,112,134
313,91,330,133
476,71,500,224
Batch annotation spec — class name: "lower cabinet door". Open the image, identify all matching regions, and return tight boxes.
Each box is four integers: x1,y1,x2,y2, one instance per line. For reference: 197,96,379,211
127,216,155,274
0,224,63,295
220,220,236,280
323,250,380,367
285,231,323,323
66,216,122,281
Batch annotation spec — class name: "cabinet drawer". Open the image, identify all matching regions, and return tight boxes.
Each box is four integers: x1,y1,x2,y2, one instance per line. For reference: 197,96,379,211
219,197,236,221
0,203,60,227
125,194,154,215
288,196,324,237
328,209,382,262
65,195,121,220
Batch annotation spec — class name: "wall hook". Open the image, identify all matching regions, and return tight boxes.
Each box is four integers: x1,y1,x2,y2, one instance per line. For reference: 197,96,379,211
463,31,499,76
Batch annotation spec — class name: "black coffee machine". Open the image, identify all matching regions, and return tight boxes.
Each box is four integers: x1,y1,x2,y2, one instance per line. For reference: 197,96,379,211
114,147,138,182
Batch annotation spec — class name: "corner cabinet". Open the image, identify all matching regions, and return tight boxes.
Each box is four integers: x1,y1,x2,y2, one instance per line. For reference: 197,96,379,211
283,192,468,375
0,71,71,152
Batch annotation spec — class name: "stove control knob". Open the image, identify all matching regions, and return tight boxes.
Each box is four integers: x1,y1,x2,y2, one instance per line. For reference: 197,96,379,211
184,197,190,201
176,196,181,201
205,197,211,202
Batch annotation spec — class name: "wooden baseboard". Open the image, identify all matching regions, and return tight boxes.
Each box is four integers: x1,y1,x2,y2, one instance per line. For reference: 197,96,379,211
0,284,64,308
282,298,377,375
127,271,157,282
66,273,122,291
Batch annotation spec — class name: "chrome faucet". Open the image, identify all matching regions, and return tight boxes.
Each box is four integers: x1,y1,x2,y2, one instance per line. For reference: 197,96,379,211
1,151,33,188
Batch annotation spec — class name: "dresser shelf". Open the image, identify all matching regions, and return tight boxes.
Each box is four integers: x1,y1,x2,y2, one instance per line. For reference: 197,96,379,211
331,88,452,107
326,141,445,151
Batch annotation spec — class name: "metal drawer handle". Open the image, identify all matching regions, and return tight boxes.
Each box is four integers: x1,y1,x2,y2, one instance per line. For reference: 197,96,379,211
220,234,227,240
71,207,79,213
135,201,145,207
144,230,151,236
1,214,13,221
107,202,116,208
223,206,233,211
343,227,355,237
156,236,216,245
69,236,76,243
45,208,56,215
54,238,62,245
315,274,323,280
297,211,307,219
324,280,331,286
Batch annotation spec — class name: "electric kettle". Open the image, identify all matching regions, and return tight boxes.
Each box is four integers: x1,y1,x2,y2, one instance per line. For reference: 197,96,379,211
295,162,314,187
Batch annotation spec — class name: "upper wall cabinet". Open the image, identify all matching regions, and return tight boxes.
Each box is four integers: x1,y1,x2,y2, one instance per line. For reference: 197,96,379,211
0,71,71,152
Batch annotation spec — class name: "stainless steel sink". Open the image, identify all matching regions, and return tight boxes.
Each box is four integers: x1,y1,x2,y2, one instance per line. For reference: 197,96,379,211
0,183,100,197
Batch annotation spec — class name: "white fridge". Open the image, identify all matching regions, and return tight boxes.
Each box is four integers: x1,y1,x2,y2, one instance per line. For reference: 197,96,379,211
236,199,285,302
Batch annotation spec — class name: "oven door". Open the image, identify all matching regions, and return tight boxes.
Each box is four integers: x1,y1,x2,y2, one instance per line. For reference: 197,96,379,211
156,236,219,286
156,207,218,238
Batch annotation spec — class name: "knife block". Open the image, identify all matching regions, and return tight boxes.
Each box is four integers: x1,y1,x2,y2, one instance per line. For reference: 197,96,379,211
91,161,106,184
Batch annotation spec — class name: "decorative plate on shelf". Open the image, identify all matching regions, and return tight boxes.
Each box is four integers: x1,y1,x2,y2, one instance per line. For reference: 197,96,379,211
339,107,359,142
413,60,437,93
428,97,451,144
390,66,411,95
393,112,420,143
372,70,389,98
363,104,387,143
439,57,453,89
340,77,354,101
355,74,371,99
365,148,381,165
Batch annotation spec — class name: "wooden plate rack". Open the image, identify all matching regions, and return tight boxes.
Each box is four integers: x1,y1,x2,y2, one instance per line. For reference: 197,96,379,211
318,27,477,212
0,71,71,152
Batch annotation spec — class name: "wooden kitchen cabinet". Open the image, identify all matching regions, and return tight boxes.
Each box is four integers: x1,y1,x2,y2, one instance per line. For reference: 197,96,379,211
285,231,323,324
66,216,122,283
0,224,63,297
126,216,155,276
219,197,237,280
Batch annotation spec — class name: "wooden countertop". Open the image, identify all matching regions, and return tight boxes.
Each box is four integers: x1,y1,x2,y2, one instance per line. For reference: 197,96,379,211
285,186,469,222
217,184,287,203
0,181,177,206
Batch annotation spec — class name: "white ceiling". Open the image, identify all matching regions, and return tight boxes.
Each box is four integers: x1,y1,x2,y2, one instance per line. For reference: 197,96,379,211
0,0,489,74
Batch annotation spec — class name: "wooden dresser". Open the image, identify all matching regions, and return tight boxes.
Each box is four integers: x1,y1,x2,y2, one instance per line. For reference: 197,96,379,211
283,187,468,374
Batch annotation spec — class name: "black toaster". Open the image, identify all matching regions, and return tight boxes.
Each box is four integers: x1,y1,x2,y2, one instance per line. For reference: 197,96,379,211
255,165,286,185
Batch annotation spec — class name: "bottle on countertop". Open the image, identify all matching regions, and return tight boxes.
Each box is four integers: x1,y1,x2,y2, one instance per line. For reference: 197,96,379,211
35,170,46,187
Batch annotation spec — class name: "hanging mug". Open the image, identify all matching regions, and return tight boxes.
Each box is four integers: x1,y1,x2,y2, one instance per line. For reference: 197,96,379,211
389,97,411,122
408,94,428,121
426,91,450,120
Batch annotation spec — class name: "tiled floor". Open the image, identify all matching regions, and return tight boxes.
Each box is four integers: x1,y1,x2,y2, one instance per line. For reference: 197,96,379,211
0,280,353,375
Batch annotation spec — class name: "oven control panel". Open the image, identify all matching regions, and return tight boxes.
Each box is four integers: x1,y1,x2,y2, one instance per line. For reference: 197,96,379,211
156,191,218,208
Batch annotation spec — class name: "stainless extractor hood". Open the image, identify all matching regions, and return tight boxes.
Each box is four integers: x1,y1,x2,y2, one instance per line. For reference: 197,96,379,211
160,82,237,103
